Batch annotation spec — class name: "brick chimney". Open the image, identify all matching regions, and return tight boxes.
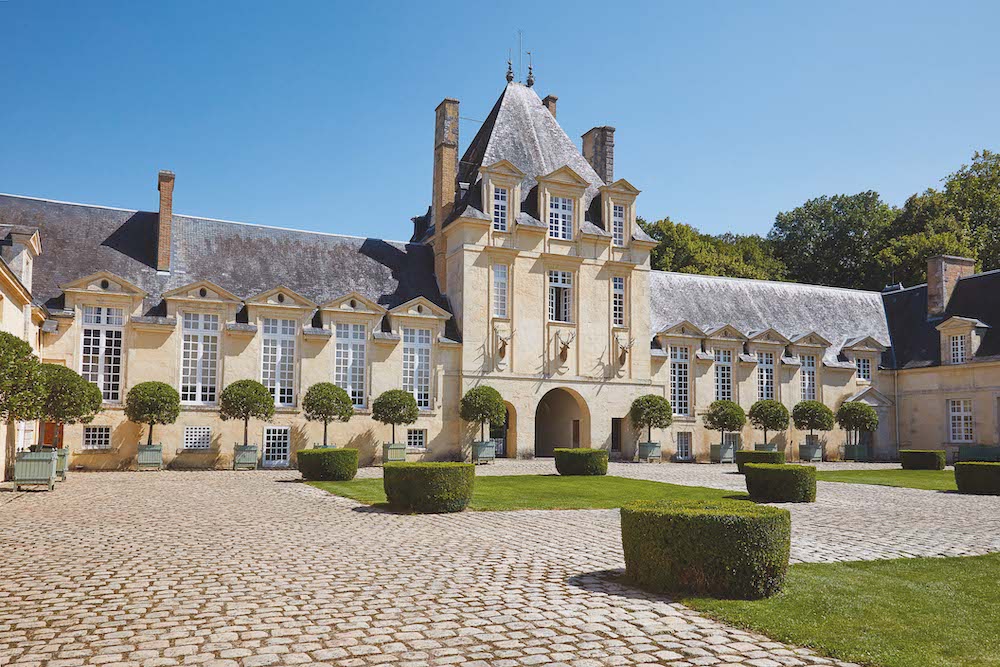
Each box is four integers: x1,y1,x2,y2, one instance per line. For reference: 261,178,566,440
431,99,459,231
157,170,175,272
582,126,615,183
927,255,975,317
542,94,558,118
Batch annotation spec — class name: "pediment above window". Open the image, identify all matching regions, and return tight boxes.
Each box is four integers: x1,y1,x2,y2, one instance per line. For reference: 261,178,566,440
163,280,241,304
706,324,748,341
747,328,791,346
246,286,317,310
600,178,641,197
388,296,451,321
320,291,387,315
657,320,707,339
480,159,526,180
537,165,590,190
935,316,990,333
790,331,832,349
60,271,147,298
841,335,887,353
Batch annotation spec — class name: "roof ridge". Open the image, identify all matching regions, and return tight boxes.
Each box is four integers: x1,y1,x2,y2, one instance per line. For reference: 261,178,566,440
650,269,884,296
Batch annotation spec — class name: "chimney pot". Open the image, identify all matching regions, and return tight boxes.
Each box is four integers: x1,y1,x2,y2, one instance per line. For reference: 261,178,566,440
927,254,975,317
582,126,615,183
542,94,558,118
157,170,175,272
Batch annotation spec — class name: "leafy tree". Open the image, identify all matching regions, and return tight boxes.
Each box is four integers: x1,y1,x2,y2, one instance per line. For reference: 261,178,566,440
372,389,419,444
302,382,354,446
37,364,103,448
942,149,1000,270
0,332,42,424
748,399,790,445
836,401,879,446
219,380,275,447
704,400,746,447
125,382,181,446
792,400,835,437
629,394,673,442
460,385,506,442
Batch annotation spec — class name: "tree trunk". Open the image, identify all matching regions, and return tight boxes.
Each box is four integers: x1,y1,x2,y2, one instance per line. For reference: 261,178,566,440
764,428,769,445
323,420,328,446
147,423,154,446
243,419,249,447
481,421,485,442
392,423,396,444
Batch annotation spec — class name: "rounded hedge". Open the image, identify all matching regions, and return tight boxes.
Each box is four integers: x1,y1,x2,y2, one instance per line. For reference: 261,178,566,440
744,463,816,503
734,450,786,474
621,499,790,600
554,448,608,476
298,448,359,481
954,462,1000,495
899,449,946,471
383,462,475,513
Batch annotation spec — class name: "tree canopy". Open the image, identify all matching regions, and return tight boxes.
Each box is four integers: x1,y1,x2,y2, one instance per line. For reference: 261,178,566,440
748,399,789,444
125,381,181,446
219,380,275,446
0,331,42,424
629,394,673,443
459,385,506,442
302,382,355,446
792,400,835,436
704,400,746,437
835,401,879,441
372,389,419,444
38,364,103,447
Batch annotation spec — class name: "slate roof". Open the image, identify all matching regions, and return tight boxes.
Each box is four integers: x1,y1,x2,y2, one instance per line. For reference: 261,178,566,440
649,271,891,365
882,270,1000,368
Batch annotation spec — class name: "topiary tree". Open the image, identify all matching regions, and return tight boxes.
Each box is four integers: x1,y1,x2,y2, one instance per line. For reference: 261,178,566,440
37,364,103,449
125,381,181,446
220,380,275,447
629,394,673,443
748,399,790,446
792,400,835,437
372,389,419,444
704,400,747,448
302,382,355,446
836,401,878,447
459,385,506,442
1,332,42,472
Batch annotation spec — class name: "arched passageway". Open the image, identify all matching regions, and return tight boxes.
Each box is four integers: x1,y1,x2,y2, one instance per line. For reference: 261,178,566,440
489,403,517,458
534,387,590,456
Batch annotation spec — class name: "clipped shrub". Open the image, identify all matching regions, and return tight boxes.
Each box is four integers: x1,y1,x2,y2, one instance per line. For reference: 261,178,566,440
298,448,359,481
220,380,275,446
554,448,609,476
383,462,475,513
748,399,789,446
734,450,785,474
125,381,180,446
629,394,673,442
836,401,879,446
792,400,835,436
460,385,506,442
704,400,747,446
744,463,817,503
621,499,790,600
954,462,1000,496
372,389,419,443
900,449,946,471
302,382,355,446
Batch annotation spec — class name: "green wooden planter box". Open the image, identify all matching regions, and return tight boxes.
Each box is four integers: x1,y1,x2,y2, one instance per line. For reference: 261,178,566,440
958,445,1000,462
233,445,258,470
56,448,69,481
14,450,58,491
799,440,824,462
382,442,406,464
136,444,163,471
637,442,661,462
473,440,496,464
844,443,872,462
754,442,778,452
711,442,736,463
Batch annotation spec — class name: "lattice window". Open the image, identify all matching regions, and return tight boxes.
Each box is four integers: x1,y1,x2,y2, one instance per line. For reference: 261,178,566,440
403,328,432,409
492,264,508,318
950,334,968,364
948,399,974,442
801,354,817,401
757,351,775,400
676,432,692,460
263,427,290,466
181,312,219,404
262,318,296,406
183,426,211,450
335,323,367,407
81,306,124,401
670,346,690,416
714,349,733,402
83,425,111,450
548,196,573,240
856,357,872,382
493,186,508,231
612,204,625,247
407,429,427,450
612,276,625,327
548,270,573,323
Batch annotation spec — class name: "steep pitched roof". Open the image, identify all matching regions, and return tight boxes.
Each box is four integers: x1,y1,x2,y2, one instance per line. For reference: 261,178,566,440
649,271,890,364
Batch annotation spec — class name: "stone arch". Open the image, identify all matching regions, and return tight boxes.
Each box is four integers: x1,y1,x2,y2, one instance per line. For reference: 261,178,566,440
534,387,591,456
489,402,518,458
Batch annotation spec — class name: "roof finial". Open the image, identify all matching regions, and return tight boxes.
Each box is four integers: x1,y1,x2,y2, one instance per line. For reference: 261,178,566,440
526,51,534,87
506,53,514,83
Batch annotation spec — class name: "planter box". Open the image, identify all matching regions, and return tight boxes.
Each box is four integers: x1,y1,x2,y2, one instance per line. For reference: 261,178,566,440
233,445,259,470
56,448,69,481
958,445,1000,462
14,450,58,491
799,440,824,462
473,440,496,464
137,444,163,471
844,443,872,462
382,442,406,464
754,443,778,452
711,442,736,463
637,442,661,462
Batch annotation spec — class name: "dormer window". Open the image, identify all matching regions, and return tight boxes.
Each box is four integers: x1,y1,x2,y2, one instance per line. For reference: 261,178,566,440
549,196,573,240
612,204,625,247
856,357,872,382
950,334,968,364
493,186,508,231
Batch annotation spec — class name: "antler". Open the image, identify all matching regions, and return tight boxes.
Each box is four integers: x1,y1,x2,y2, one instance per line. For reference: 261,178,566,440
618,336,636,365
557,331,576,362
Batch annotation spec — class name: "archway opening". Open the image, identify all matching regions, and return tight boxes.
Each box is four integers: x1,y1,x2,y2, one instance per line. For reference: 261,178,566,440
534,388,590,457
489,403,517,458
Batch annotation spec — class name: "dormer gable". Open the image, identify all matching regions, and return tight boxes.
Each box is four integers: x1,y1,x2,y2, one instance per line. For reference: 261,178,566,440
936,315,989,363
841,335,887,353
600,178,641,197
246,285,317,311
657,320,707,339
388,296,451,321
747,328,792,346
705,324,748,342
163,280,241,304
790,331,832,349
480,159,526,180
537,165,591,190
320,291,387,315
60,271,147,298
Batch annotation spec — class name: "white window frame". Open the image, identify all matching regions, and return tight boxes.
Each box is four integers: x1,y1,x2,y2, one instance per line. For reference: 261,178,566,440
334,322,367,408
183,426,212,450
548,196,573,240
261,318,297,407
548,270,573,323
714,349,733,402
612,276,625,327
493,186,508,231
262,426,290,467
180,312,220,405
676,431,692,460
80,305,125,402
406,428,427,451
670,345,690,416
403,327,432,410
948,398,974,442
492,264,509,319
757,351,775,401
83,425,111,451
15,421,36,453
856,356,872,382
612,204,626,247
801,354,817,401
950,334,968,364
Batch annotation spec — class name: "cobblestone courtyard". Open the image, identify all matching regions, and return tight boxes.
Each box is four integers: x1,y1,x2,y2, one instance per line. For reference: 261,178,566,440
1,463,998,667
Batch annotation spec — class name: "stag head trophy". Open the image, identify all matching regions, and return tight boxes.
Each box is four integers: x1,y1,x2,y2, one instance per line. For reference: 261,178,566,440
496,328,515,359
617,336,636,366
556,331,576,362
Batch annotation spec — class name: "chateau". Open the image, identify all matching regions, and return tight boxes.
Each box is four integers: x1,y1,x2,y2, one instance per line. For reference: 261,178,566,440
2,76,999,474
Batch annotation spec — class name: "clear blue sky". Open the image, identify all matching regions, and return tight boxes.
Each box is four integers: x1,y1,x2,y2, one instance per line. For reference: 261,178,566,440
2,1,998,241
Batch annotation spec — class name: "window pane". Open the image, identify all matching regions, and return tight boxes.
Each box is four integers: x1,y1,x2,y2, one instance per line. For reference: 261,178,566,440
670,346,690,416
714,349,733,402
493,264,508,318
403,328,432,409
335,323,366,407
493,187,508,231
757,351,774,400
262,318,296,406
548,196,573,240
612,204,625,247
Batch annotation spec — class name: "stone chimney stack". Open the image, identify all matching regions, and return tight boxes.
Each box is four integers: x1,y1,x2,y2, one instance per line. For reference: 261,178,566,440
542,94,558,118
582,126,615,183
157,170,175,272
0,228,39,293
431,99,459,231
927,255,975,317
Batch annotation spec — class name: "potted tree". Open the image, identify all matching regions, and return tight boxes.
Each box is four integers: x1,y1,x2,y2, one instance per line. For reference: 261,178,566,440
125,381,180,471
748,399,790,452
1,332,47,488
460,385,506,464
704,399,746,463
220,379,275,470
372,389,418,463
793,400,835,462
836,401,879,462
37,364,103,480
629,394,673,462
302,382,355,447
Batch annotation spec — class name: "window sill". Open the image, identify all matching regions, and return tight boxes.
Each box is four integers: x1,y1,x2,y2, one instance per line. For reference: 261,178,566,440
181,403,219,411
672,415,696,423
406,447,428,454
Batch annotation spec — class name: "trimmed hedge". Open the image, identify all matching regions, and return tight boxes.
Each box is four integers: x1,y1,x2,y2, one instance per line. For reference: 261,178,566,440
298,448,359,481
621,499,790,600
734,450,785,473
744,463,816,503
383,462,475,513
554,448,609,476
899,449,946,470
955,462,1000,496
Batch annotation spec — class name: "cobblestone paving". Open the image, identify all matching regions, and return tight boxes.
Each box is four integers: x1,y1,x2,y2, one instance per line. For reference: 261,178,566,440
0,471,867,667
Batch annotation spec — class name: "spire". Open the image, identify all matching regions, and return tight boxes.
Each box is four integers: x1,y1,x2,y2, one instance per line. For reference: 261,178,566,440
506,58,514,83
526,51,534,87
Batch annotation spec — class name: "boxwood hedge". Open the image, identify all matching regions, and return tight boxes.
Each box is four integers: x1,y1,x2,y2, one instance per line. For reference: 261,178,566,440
744,463,816,503
621,499,790,600
297,448,359,481
899,449,946,470
383,462,475,513
954,462,1000,495
554,448,608,476
734,450,785,473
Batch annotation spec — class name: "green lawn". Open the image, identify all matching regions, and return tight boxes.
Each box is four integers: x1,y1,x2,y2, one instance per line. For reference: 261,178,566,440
309,474,740,511
815,468,957,491
684,553,1000,667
